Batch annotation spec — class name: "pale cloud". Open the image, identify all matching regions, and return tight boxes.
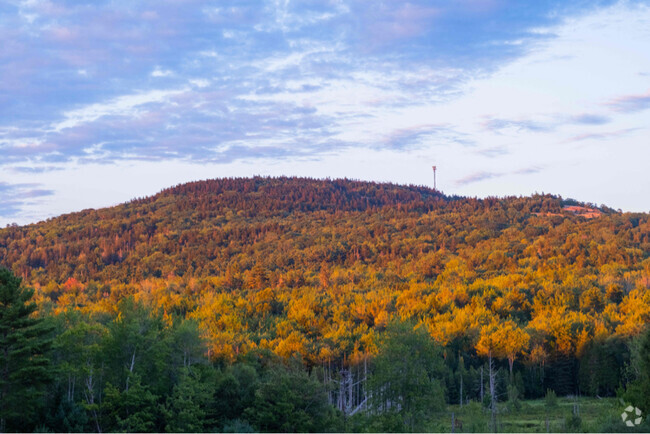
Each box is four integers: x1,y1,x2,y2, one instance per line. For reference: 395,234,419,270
570,113,610,125
364,2,440,42
456,171,502,186
2,0,650,224
151,67,173,78
0,181,54,219
565,128,640,143
605,90,650,113
455,166,543,186
189,79,210,88
52,88,187,132
476,147,510,158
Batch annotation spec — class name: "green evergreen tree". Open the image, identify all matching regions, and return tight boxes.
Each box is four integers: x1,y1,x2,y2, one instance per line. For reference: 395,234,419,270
0,267,53,432
49,314,107,432
210,362,259,430
579,336,629,396
625,328,650,412
103,373,159,433
103,298,172,397
42,399,89,433
99,300,174,432
170,319,205,372
244,364,334,432
164,366,214,433
368,321,447,432
506,383,522,411
213,370,242,423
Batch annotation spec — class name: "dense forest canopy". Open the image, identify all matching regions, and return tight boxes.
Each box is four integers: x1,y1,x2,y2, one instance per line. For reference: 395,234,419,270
1,177,649,393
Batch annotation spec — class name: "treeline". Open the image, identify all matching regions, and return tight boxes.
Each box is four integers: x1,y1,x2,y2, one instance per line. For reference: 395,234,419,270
3,267,650,432
1,267,337,432
0,177,649,401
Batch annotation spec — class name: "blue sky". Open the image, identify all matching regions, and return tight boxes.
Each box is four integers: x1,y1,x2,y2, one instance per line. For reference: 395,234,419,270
1,0,650,224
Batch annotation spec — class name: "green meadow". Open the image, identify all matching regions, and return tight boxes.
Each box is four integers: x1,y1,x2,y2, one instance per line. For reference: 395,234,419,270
438,397,648,433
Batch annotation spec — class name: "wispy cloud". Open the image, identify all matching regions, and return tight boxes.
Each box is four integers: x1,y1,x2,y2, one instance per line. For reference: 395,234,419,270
570,113,611,125
2,0,650,223
0,0,623,171
2,1,611,155
605,90,650,113
455,165,544,186
483,112,611,134
513,166,543,175
565,128,640,143
381,124,449,150
357,2,441,47
455,171,503,186
483,118,552,133
9,166,64,174
52,88,188,132
0,182,54,218
151,67,173,78
476,146,510,158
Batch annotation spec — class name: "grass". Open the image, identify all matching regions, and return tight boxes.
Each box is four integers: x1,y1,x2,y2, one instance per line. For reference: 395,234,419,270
435,396,645,433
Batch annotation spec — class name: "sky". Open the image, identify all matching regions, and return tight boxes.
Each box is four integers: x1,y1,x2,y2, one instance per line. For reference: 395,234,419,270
1,0,650,225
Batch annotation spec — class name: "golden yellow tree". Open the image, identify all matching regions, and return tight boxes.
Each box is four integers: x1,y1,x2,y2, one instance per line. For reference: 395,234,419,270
476,320,530,377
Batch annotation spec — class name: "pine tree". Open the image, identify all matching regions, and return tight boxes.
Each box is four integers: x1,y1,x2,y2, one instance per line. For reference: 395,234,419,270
164,366,214,433
0,267,53,432
368,321,447,432
625,328,650,412
244,364,334,432
103,373,159,433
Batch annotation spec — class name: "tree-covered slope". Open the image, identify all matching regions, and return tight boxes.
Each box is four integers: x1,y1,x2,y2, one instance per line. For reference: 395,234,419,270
0,177,648,384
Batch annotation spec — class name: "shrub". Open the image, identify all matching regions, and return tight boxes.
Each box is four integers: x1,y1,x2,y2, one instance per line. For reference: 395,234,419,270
545,389,558,409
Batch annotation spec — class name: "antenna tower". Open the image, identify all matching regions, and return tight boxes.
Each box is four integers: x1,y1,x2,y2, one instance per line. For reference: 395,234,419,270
432,166,437,191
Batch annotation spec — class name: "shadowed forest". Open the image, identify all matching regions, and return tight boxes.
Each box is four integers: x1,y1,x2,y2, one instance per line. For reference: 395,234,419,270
1,177,649,432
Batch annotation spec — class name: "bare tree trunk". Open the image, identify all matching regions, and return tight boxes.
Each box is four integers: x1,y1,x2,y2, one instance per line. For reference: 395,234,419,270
338,370,344,412
347,369,353,414
489,351,497,433
328,358,332,406
125,349,136,391
481,365,485,402
84,367,102,433
364,356,368,412
509,357,514,381
356,364,360,409
459,371,463,408
68,374,73,402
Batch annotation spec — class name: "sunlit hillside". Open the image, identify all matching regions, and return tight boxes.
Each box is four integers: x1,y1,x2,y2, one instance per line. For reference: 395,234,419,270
1,177,649,397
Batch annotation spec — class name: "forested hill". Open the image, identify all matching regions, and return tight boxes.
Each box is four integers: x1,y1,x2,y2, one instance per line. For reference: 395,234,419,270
0,176,613,285
0,177,649,385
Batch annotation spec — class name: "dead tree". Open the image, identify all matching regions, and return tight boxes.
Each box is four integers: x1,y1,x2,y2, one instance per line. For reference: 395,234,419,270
326,361,369,417
489,351,497,432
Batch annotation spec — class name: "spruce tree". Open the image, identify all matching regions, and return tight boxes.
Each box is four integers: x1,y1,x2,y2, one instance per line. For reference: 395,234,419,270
164,366,214,433
626,328,650,412
368,321,447,432
0,267,53,432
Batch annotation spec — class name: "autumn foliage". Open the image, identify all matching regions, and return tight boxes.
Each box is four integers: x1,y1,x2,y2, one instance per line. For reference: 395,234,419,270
0,177,648,391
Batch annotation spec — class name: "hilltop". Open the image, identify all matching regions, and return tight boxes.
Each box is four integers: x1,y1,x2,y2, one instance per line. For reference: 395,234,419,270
0,176,615,283
0,176,649,396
